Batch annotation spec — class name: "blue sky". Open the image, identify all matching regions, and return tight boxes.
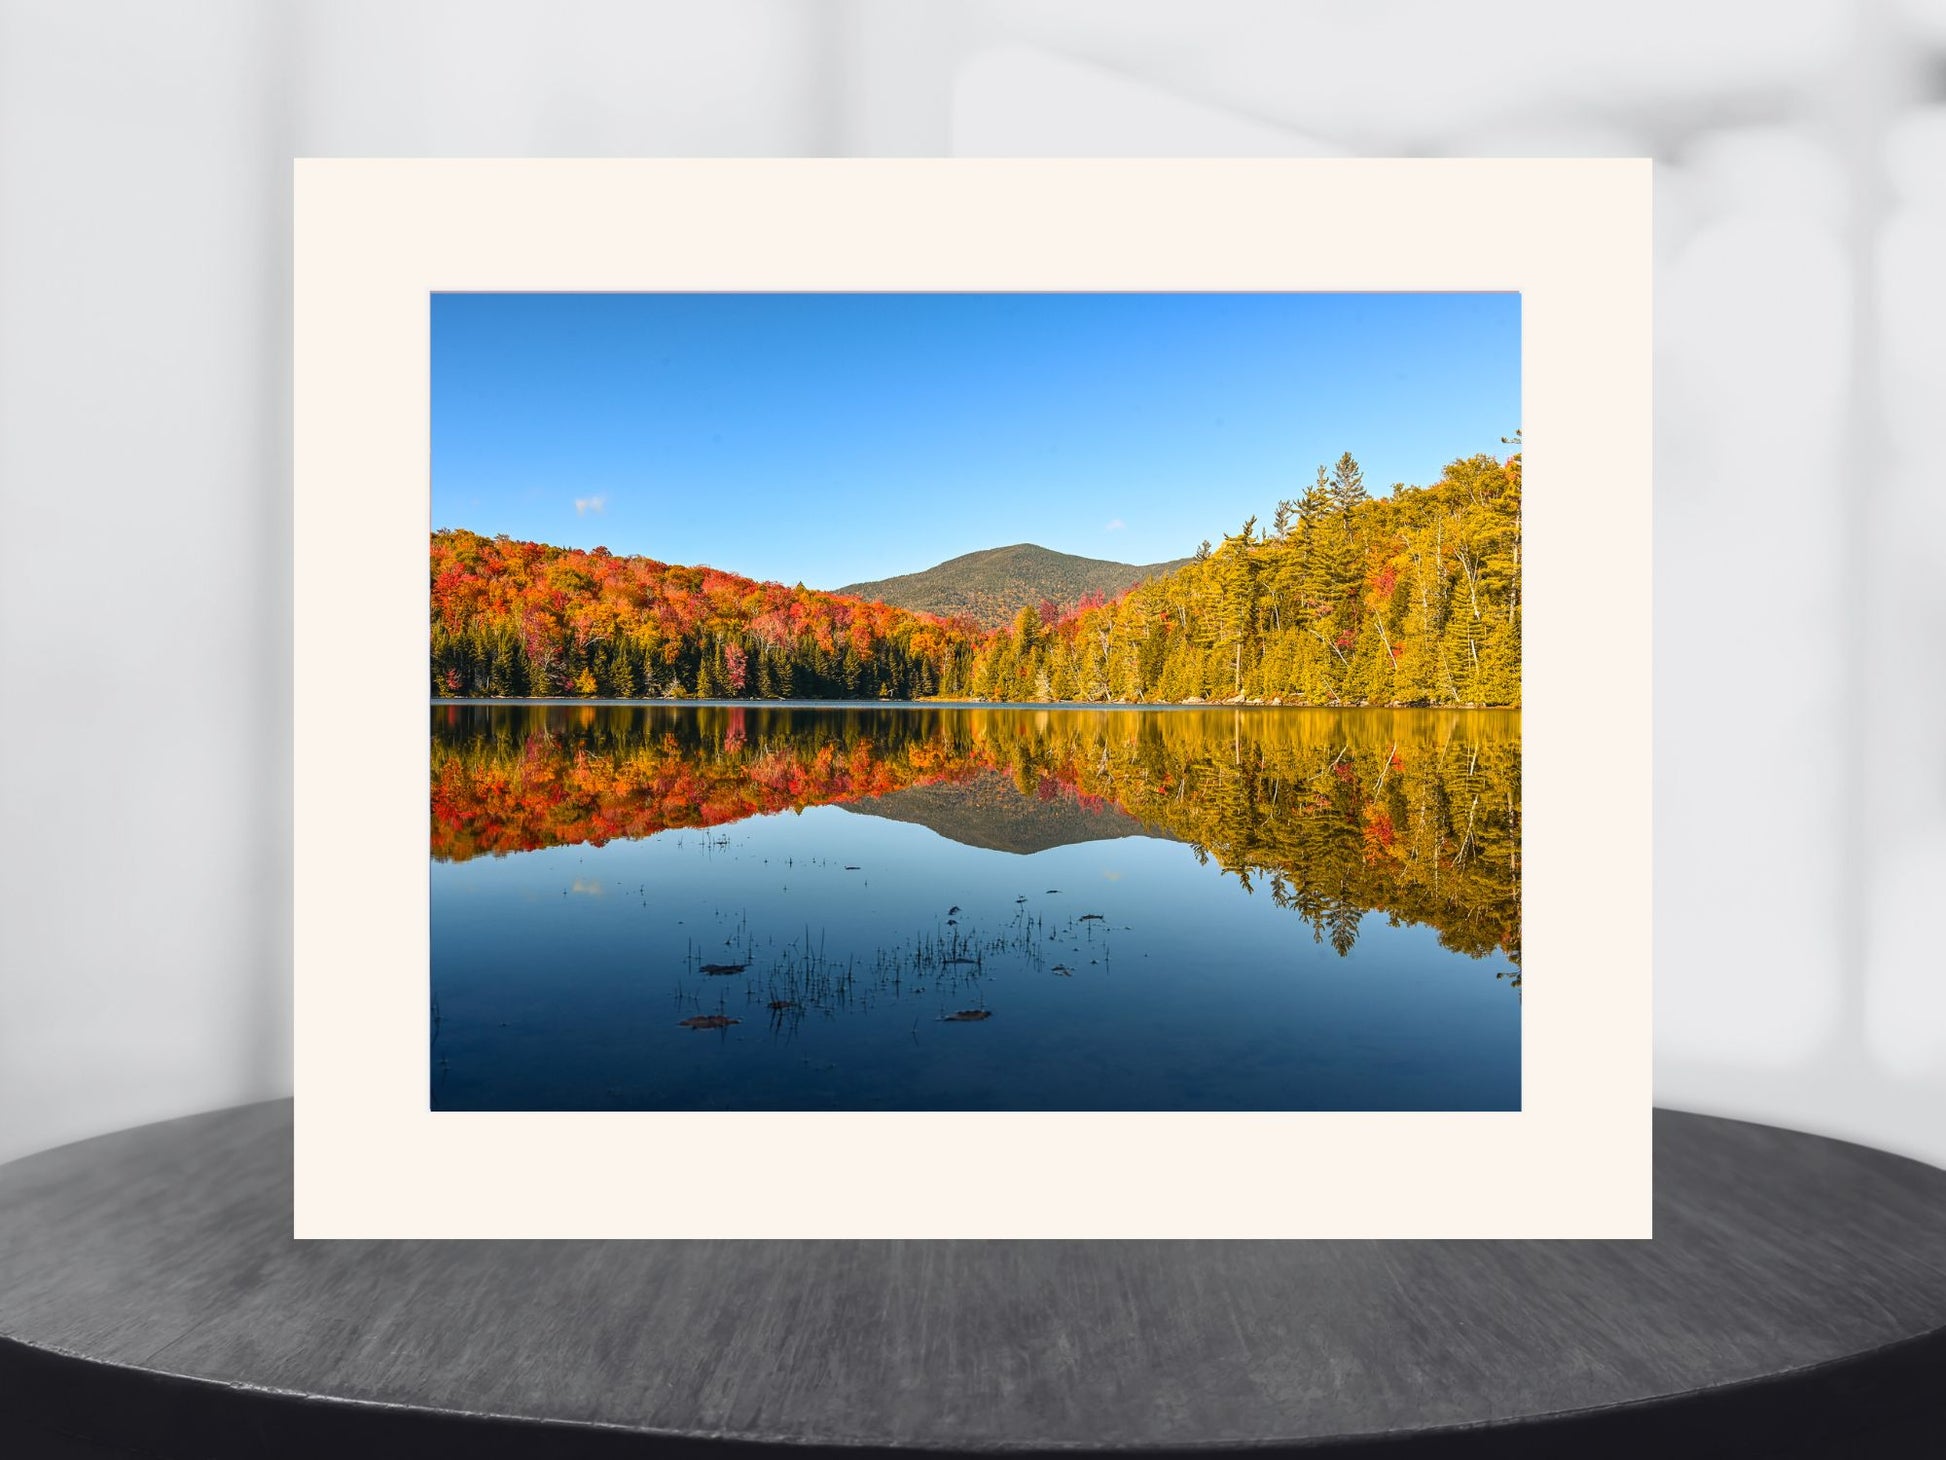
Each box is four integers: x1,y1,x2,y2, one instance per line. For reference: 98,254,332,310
432,292,1519,590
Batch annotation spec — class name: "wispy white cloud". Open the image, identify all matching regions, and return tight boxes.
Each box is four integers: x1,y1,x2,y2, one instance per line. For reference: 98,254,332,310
575,495,606,515
1104,517,1126,532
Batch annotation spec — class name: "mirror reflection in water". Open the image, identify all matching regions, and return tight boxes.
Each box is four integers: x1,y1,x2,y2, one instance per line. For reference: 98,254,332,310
431,703,1519,1112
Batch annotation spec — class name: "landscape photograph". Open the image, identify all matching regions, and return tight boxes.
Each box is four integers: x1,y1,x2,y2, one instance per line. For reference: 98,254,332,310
430,291,1522,1112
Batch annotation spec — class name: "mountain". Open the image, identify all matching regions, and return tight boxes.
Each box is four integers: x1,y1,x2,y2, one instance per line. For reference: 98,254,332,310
836,544,1190,630
839,771,1171,856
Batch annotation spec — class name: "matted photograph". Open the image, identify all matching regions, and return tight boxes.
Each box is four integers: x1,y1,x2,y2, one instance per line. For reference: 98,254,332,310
294,160,1648,1237
428,291,1523,1113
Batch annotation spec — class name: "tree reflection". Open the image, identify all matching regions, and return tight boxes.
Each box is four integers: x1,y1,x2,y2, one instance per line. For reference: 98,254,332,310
431,704,1520,974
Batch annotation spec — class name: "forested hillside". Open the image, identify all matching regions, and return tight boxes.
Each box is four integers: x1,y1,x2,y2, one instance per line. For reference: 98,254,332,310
431,449,1520,706
431,531,971,700
836,543,1187,629
986,451,1521,705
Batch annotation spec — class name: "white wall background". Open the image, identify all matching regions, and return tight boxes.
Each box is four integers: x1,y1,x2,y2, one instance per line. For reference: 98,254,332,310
3,0,1942,1166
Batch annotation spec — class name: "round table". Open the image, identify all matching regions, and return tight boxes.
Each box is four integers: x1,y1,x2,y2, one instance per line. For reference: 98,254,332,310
1,1102,1943,1458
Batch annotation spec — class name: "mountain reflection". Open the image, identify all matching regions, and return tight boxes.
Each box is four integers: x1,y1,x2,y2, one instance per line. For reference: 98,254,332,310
431,703,1519,973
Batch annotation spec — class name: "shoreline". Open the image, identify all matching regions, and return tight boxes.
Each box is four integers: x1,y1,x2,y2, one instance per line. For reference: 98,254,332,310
432,697,1522,711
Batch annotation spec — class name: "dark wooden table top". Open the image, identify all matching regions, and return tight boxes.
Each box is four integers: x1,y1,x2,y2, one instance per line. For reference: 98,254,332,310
2,1102,1944,1458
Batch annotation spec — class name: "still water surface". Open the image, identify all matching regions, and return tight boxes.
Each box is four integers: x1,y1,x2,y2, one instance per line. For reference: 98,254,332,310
431,703,1520,1111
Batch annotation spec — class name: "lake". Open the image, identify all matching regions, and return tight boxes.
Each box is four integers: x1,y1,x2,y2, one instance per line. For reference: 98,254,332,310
430,703,1520,1111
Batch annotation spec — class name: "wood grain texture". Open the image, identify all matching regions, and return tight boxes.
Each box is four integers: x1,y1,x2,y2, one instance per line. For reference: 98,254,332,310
1,1102,1944,1457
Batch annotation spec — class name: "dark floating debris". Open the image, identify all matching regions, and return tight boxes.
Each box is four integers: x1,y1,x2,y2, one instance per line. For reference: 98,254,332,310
678,1015,739,1030
940,956,980,966
947,905,961,916
942,1009,992,1022
767,999,800,1012
844,865,862,871
1052,964,1073,976
1015,895,1028,904
700,962,751,976
1045,889,1061,895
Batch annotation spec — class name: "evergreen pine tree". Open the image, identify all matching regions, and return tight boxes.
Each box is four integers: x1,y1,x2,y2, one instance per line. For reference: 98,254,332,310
1329,452,1368,514
610,640,637,697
